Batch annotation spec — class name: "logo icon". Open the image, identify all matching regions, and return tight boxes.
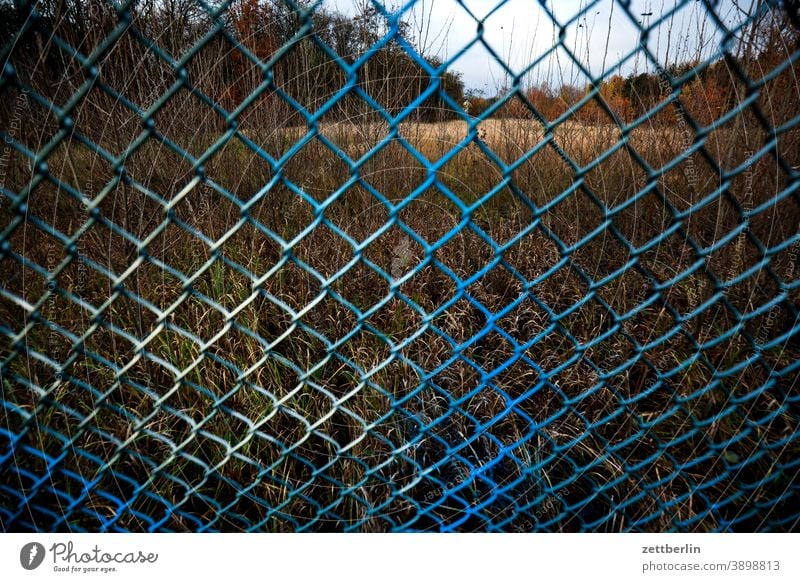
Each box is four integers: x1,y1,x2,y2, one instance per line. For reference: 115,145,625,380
20,542,46,570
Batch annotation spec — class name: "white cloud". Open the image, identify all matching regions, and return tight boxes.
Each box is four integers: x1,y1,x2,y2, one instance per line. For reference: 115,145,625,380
322,0,758,93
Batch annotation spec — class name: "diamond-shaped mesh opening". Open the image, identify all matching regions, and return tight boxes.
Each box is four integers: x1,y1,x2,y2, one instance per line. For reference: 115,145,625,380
491,357,541,400
502,228,560,282
497,295,550,343
93,184,165,244
681,67,749,129
636,231,696,285
361,139,428,199
510,143,575,208
570,229,632,281
722,264,781,315
543,187,607,248
1,215,63,282
300,294,357,344
143,221,202,274
467,263,523,307
218,220,282,276
472,186,536,248
683,189,741,250
432,297,487,346
76,218,140,275
283,136,350,204
434,223,494,279
524,328,578,375
325,184,389,242
769,239,800,286
586,77,638,130
362,223,424,280
479,96,543,162
273,37,348,116
704,116,772,174
516,382,567,427
398,263,457,313
235,89,296,156
463,330,515,373
13,183,85,245
437,143,499,205
623,296,681,348
70,88,137,157
663,266,718,319
0,91,59,157
594,265,651,315
610,188,672,248
396,186,461,244
316,98,389,154
260,259,320,314
584,145,650,208
0,154,34,207
123,137,196,197
152,88,228,158
248,185,314,244
529,262,591,315
586,332,638,374
187,34,264,112
206,136,275,202
630,121,686,168
9,36,87,111
331,259,389,312
47,140,115,200
550,358,603,405
148,328,201,371
759,60,800,126
209,326,269,373
294,223,353,280
335,328,393,379
659,148,723,214
364,296,424,344
749,190,800,250
100,34,175,106
360,38,433,113
191,260,252,312
98,292,157,345
559,296,617,347
398,101,465,158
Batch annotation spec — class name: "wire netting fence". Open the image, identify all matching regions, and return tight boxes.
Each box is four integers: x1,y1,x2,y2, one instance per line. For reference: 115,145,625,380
1,0,799,532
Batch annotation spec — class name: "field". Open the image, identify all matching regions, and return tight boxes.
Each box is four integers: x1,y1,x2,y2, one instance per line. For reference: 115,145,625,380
2,108,799,531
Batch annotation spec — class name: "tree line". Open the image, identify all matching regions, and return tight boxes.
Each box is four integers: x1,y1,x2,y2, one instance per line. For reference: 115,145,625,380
1,0,798,135
0,0,466,136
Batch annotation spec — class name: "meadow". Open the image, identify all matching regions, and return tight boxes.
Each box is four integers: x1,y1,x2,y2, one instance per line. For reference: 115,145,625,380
2,107,798,530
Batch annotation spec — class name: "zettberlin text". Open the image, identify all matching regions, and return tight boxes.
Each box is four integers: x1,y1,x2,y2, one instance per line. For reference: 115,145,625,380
642,544,701,554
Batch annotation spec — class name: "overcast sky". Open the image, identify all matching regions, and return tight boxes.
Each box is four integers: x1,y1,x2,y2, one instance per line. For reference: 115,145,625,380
324,0,759,93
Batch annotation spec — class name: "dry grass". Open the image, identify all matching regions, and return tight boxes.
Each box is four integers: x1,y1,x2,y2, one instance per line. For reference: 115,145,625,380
1,114,799,532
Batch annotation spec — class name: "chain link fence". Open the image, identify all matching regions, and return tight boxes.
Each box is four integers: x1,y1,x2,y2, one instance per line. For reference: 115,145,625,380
1,0,799,531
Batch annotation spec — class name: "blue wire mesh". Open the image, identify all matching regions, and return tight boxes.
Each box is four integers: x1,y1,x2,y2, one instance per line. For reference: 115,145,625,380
1,0,799,532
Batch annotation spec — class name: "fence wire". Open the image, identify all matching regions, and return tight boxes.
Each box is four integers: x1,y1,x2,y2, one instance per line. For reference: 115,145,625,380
1,0,799,532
